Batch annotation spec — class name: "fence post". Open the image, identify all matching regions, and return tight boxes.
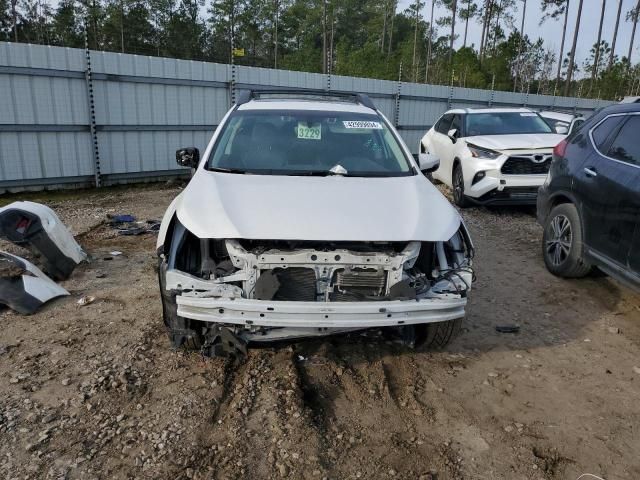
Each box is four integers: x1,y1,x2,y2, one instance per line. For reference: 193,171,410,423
523,82,530,107
488,74,495,107
394,62,402,128
447,69,455,109
83,26,101,188
573,83,583,115
229,63,237,106
326,45,332,91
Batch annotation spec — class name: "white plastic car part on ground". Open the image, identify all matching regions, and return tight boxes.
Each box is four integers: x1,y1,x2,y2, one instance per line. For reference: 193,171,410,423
0,201,87,280
0,251,69,314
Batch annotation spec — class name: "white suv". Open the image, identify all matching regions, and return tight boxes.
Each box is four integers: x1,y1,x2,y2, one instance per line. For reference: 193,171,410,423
538,110,585,136
157,90,474,357
420,108,565,207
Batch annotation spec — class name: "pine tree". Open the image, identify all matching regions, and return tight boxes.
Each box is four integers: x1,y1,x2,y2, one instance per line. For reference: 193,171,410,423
459,0,477,48
565,0,584,96
52,0,83,47
0,0,14,40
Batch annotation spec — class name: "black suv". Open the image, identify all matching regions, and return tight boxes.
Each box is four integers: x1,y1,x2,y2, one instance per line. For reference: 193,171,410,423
537,103,640,290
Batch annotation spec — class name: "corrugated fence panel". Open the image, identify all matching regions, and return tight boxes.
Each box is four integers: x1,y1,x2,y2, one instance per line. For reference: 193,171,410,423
88,51,230,176
0,43,93,187
0,42,614,191
399,83,450,128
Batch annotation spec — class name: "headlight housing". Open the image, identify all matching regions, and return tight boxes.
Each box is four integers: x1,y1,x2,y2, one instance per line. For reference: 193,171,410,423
467,143,501,160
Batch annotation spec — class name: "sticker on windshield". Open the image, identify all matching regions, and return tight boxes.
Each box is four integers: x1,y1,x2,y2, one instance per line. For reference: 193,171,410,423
342,120,384,129
520,112,537,117
297,122,322,140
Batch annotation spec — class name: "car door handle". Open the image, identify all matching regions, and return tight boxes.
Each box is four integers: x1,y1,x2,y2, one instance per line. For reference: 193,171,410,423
583,167,598,177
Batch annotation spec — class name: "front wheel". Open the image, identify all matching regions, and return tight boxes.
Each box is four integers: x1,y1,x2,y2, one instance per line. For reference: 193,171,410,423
158,258,203,350
542,203,592,278
414,318,463,350
452,164,471,208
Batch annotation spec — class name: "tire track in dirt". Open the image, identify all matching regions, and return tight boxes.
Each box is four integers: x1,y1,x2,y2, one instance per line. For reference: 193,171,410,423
179,349,330,479
292,338,463,479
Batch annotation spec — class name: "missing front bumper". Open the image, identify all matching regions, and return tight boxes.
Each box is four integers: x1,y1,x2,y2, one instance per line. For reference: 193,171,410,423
176,295,467,328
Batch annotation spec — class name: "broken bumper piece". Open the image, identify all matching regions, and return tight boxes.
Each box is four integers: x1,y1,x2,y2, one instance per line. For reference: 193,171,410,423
0,201,87,280
176,295,466,329
0,251,69,314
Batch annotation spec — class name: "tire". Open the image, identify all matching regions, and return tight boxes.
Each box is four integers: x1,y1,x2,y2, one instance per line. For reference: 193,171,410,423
415,318,463,350
542,203,592,278
158,258,203,350
452,164,471,208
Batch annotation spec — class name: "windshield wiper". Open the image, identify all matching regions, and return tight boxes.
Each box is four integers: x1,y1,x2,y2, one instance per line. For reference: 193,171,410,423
209,167,248,174
283,165,349,177
281,170,332,176
283,170,409,178
341,172,405,177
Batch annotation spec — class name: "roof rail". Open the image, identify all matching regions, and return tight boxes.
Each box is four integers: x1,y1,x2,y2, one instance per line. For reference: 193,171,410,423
235,88,376,110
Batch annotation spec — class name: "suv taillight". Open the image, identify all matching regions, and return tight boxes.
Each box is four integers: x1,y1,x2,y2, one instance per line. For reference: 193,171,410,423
553,139,568,158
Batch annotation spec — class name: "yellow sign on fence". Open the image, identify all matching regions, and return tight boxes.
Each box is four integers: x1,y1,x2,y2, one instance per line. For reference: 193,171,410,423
232,48,245,57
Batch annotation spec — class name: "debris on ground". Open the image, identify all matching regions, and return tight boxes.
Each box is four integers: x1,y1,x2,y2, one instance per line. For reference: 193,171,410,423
107,214,161,236
0,251,69,314
495,325,521,333
0,200,87,280
107,214,137,224
77,295,96,306
0,202,87,314
116,220,161,236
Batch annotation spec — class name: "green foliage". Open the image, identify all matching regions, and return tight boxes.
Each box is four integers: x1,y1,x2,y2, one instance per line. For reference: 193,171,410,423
0,0,14,41
51,0,83,47
2,0,638,99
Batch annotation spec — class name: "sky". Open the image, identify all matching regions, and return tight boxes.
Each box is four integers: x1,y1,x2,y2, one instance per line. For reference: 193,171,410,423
398,0,640,73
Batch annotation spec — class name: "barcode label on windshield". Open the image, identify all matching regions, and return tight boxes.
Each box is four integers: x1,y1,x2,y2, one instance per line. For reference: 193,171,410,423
343,121,383,129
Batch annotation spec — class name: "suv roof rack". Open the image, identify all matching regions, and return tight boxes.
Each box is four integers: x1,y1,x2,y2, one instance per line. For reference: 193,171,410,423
235,88,376,110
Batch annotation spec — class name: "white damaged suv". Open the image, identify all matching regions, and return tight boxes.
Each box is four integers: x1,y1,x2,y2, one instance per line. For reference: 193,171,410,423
157,91,474,357
420,108,566,207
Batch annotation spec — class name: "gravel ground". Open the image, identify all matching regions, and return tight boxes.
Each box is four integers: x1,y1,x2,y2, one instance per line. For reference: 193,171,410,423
1,183,639,480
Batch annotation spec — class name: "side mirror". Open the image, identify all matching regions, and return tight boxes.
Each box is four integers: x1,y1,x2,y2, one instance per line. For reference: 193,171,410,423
555,125,569,135
176,147,200,168
418,153,440,173
447,128,458,142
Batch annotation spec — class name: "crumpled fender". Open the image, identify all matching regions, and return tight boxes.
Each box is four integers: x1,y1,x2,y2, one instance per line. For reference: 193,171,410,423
0,251,69,314
0,201,87,280
156,195,181,253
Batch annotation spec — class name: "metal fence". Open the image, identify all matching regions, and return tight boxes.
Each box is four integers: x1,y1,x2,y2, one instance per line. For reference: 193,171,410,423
0,41,612,192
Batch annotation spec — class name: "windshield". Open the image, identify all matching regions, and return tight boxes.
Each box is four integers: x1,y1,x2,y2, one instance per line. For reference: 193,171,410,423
465,112,554,136
206,110,413,176
542,117,570,129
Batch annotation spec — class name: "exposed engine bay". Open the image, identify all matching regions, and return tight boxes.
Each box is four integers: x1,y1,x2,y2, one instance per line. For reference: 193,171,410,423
159,219,474,357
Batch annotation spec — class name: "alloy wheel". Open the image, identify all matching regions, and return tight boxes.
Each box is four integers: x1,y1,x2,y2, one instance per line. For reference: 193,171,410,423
453,168,463,203
546,214,572,267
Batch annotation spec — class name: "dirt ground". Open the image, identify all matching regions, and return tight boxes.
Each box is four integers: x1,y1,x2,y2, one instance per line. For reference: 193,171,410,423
1,183,639,480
